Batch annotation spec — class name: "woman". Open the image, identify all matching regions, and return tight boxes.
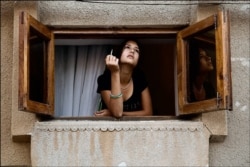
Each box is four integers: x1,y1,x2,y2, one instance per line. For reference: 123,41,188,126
189,40,216,102
95,39,153,118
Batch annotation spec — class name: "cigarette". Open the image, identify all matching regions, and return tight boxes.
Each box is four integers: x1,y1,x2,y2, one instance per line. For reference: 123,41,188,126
110,49,113,55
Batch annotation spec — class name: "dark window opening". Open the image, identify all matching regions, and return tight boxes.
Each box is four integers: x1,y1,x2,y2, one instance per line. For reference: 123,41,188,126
54,38,177,116
29,27,48,103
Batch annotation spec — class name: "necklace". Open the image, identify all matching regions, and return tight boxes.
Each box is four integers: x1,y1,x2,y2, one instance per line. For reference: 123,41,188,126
193,84,205,100
193,84,204,94
121,78,132,90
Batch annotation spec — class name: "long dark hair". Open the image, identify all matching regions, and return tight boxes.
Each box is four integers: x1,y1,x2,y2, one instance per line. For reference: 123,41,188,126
114,39,141,58
102,39,142,76
189,39,201,82
187,39,202,102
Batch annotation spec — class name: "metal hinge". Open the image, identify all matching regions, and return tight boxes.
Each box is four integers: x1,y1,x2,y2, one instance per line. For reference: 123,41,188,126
214,14,217,30
223,9,227,23
226,95,232,110
21,11,24,24
216,92,222,109
226,95,229,110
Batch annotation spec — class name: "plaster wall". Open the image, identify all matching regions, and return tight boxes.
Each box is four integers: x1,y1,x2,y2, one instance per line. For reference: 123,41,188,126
38,1,192,26
1,1,249,166
1,1,37,166
31,120,210,166
208,4,250,166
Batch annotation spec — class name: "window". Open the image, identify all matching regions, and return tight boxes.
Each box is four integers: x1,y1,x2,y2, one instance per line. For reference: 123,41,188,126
18,10,232,118
176,11,232,115
19,11,54,115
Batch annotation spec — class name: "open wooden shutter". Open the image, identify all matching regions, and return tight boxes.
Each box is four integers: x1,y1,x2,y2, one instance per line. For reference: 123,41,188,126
176,10,232,115
19,11,54,116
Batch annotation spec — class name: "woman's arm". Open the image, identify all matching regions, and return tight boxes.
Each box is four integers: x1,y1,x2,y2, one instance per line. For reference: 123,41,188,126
95,87,153,117
99,55,123,118
100,83,123,118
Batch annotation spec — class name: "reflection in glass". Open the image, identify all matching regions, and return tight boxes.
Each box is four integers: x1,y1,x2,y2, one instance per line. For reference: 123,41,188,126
187,30,216,102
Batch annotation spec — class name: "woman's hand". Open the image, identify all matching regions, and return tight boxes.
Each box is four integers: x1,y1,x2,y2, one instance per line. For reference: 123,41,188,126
106,55,119,72
94,109,112,116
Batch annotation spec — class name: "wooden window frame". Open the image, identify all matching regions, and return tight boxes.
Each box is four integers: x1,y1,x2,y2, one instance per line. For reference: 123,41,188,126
176,10,232,115
18,10,232,117
19,11,54,115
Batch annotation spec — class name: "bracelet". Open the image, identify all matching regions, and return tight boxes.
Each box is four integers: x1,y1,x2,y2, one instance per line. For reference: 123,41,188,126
110,92,123,99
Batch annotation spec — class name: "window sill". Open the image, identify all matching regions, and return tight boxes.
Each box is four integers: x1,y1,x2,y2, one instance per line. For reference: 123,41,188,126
12,111,228,143
54,116,180,121
31,120,211,166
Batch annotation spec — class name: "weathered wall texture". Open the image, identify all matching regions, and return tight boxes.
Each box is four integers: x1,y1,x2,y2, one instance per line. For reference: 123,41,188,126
209,4,250,166
38,1,192,26
1,1,249,166
31,121,210,166
1,1,33,166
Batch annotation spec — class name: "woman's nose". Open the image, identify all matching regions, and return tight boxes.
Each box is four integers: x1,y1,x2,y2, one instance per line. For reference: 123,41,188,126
130,48,135,52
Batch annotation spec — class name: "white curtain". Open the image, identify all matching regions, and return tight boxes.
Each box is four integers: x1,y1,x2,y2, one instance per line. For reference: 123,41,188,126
55,45,109,117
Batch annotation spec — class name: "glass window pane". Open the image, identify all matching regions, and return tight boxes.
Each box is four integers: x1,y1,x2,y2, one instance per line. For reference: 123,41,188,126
29,27,48,103
187,29,217,103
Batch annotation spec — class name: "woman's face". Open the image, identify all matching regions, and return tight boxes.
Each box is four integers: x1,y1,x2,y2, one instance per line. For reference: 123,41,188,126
199,48,213,72
120,40,140,67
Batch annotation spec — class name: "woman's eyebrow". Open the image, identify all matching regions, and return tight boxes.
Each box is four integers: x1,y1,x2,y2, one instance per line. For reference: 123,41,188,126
125,44,139,49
